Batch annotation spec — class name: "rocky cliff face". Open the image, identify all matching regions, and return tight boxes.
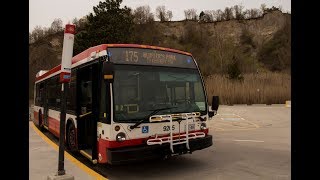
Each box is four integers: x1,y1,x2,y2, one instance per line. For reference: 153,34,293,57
156,10,290,50
29,10,290,98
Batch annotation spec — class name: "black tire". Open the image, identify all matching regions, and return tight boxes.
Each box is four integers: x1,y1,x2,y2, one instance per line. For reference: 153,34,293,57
67,122,77,151
38,111,44,131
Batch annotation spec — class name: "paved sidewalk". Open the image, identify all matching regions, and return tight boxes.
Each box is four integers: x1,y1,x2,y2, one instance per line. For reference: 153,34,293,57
29,122,104,180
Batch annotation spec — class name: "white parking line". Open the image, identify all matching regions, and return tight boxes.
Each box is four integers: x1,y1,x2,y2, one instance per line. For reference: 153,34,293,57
221,118,242,121
218,113,236,116
233,139,264,142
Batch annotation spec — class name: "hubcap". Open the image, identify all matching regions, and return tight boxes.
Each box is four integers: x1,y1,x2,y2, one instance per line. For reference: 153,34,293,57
69,127,76,148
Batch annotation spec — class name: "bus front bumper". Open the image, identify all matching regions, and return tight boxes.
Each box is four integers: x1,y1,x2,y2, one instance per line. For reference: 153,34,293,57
106,135,212,165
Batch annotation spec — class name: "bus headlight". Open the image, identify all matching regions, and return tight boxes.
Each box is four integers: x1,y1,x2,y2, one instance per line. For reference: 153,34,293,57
116,132,126,142
200,123,207,130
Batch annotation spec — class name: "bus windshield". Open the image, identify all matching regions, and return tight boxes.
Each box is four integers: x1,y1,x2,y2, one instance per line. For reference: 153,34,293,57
113,65,206,122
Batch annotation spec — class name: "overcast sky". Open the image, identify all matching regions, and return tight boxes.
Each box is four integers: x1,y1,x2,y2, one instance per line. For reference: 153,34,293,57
29,0,291,32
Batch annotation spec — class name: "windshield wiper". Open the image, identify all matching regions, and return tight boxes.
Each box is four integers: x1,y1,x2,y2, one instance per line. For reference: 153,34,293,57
129,106,177,130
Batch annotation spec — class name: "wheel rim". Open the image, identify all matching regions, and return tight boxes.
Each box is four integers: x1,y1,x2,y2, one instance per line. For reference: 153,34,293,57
68,126,76,148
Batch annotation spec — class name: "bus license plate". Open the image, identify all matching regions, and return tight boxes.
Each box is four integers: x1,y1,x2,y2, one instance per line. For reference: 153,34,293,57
188,124,195,131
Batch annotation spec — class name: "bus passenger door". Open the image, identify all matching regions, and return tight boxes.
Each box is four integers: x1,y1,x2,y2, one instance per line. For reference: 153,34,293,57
76,63,99,162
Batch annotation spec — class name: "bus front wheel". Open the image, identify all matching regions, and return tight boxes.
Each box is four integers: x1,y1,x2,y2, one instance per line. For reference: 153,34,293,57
67,122,77,151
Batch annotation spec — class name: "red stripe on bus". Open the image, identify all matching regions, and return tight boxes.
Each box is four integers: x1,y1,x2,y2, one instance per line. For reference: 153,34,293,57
45,116,75,143
36,44,108,82
35,65,61,81
71,44,108,64
33,111,39,125
48,117,59,136
97,138,108,163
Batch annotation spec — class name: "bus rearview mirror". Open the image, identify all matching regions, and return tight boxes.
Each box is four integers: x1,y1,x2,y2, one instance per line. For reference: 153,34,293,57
209,96,219,117
211,96,219,111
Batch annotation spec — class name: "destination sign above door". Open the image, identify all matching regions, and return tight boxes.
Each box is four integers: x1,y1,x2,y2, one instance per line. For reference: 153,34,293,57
107,47,197,69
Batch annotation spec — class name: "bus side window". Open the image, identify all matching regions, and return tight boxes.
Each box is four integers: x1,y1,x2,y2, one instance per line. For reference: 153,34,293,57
35,84,39,106
67,71,76,113
39,83,44,106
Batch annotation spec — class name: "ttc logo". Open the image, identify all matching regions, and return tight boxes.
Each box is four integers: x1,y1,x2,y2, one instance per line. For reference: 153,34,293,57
142,126,149,133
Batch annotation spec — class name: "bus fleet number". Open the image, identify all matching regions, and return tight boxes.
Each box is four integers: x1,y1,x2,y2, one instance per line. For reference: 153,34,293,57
163,125,175,131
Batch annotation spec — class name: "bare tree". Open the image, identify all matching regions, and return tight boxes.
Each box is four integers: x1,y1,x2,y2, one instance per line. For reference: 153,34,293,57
234,5,244,20
243,8,261,19
30,26,45,42
156,6,167,22
260,3,267,13
184,10,190,20
243,9,249,19
249,9,261,18
224,7,234,20
184,9,197,20
204,10,215,22
72,18,80,28
190,9,198,20
167,10,173,21
133,5,154,24
215,9,224,21
50,18,63,33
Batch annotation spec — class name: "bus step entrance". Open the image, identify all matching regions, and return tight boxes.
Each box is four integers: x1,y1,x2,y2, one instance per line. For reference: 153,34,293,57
80,149,97,164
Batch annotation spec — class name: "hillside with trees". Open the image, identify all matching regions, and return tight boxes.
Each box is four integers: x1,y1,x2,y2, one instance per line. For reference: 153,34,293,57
29,0,291,104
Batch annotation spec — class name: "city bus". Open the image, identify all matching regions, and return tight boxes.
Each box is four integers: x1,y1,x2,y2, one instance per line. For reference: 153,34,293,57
33,44,219,165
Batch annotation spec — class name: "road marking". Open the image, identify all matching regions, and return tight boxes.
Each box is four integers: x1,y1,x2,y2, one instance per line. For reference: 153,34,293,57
31,123,107,180
217,113,236,116
233,139,264,142
213,127,225,131
221,118,241,121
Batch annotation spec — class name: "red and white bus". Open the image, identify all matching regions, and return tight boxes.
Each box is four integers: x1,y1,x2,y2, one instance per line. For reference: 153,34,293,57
33,44,219,165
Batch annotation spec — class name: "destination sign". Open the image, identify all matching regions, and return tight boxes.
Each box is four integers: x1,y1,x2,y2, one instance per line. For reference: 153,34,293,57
107,47,197,69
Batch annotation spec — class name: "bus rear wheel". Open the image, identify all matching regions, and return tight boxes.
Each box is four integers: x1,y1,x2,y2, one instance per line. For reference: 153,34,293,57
67,123,77,151
38,111,44,131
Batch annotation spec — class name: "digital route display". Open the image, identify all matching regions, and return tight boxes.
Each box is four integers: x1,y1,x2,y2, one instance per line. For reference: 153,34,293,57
107,47,197,69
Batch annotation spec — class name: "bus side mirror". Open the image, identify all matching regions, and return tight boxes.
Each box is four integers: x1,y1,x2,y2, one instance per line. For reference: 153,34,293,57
103,61,114,83
208,96,219,118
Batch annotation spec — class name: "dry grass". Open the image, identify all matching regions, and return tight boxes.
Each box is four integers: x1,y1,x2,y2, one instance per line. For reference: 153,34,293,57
204,72,291,105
